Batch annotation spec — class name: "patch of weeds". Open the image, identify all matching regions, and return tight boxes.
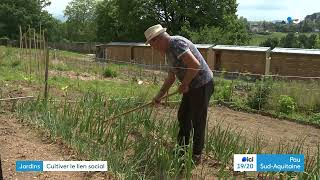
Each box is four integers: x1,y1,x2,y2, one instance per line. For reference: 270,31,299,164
214,80,234,102
310,113,320,124
11,60,21,68
52,62,70,71
103,67,118,78
278,95,296,115
247,77,273,110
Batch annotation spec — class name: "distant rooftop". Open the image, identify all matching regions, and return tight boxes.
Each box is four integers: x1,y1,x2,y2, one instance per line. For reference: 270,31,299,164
103,42,215,48
106,42,149,47
195,44,214,48
272,48,320,55
213,45,270,52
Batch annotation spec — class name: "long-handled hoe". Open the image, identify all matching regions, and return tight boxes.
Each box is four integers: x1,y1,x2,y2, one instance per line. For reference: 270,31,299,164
104,90,178,124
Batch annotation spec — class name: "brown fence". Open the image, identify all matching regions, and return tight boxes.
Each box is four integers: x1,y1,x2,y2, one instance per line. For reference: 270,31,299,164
48,42,99,54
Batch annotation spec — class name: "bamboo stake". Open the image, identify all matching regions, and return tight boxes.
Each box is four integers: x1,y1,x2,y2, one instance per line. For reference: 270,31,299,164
28,26,32,83
39,23,42,63
42,30,46,52
0,96,34,102
24,33,28,74
19,26,22,61
44,47,49,99
34,28,39,77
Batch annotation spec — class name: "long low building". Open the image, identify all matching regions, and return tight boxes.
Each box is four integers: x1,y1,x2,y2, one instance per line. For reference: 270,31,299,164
97,42,320,78
99,42,215,69
270,48,320,77
212,45,271,75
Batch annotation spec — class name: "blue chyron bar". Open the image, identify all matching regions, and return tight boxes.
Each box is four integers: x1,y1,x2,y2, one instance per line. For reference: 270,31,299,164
234,154,304,172
16,161,43,172
257,154,304,172
15,161,108,172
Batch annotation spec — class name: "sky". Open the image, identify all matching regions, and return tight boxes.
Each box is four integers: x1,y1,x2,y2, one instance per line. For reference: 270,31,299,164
45,0,320,21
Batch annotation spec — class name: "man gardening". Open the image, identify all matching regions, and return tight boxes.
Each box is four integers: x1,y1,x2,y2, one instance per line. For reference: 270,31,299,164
145,24,214,164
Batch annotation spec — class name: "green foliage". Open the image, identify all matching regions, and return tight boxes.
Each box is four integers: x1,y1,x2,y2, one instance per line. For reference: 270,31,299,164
96,0,156,42
315,34,320,49
64,0,97,42
10,60,21,68
278,95,296,114
0,0,52,39
96,0,243,43
103,67,118,78
214,80,233,102
259,37,279,49
247,78,273,110
310,113,320,124
183,19,250,45
276,33,319,49
300,21,313,32
52,62,70,71
280,33,299,48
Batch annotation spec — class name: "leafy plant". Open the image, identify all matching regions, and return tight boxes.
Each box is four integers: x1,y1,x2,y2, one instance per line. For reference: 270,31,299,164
278,95,296,114
214,80,234,102
10,60,21,67
247,78,273,110
103,67,117,78
310,113,320,124
52,62,70,71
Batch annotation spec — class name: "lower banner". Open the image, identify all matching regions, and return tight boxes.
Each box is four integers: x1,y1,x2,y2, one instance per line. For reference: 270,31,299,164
16,161,108,172
234,154,304,172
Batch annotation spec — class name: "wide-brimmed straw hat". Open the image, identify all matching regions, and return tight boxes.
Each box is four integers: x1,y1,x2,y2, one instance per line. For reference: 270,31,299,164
144,24,167,45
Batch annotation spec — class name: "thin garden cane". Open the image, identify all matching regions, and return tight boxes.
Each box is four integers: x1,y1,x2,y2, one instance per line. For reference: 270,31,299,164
104,90,179,124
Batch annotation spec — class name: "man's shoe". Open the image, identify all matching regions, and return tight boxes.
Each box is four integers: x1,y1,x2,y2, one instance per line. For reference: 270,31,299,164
192,154,202,165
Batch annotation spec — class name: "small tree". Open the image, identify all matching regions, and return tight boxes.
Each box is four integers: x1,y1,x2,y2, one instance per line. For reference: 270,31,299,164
260,37,279,49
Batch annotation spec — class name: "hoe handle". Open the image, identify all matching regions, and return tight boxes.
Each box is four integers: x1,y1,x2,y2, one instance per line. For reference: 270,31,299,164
104,91,178,123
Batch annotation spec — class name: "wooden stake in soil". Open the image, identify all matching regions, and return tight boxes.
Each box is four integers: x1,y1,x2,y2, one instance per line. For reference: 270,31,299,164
44,48,49,99
39,23,42,64
0,96,34,102
24,33,28,74
19,26,22,61
28,26,32,84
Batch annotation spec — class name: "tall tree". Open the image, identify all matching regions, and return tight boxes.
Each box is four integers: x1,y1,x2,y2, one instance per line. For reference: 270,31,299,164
0,0,51,39
96,0,247,44
260,37,279,49
280,33,299,48
64,0,97,42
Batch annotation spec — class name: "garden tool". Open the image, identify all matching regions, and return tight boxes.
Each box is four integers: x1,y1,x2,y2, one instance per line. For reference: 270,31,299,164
104,90,178,123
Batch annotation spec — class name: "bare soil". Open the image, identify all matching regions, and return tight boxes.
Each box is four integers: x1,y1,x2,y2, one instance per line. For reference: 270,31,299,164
0,113,114,180
209,106,320,153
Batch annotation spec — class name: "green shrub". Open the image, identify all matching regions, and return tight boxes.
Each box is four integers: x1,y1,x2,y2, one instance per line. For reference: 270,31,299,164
313,102,320,113
103,67,117,78
214,80,233,102
52,62,70,71
310,113,320,124
247,78,273,110
11,60,21,67
278,95,296,114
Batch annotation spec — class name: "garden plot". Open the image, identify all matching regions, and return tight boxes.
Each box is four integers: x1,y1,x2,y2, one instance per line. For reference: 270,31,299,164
1,46,319,179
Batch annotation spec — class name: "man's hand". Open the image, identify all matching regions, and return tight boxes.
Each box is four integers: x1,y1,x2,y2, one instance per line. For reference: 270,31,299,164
152,95,162,105
178,83,189,94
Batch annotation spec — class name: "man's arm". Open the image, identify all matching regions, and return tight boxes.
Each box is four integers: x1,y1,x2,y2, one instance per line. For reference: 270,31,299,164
179,51,201,93
154,71,176,103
